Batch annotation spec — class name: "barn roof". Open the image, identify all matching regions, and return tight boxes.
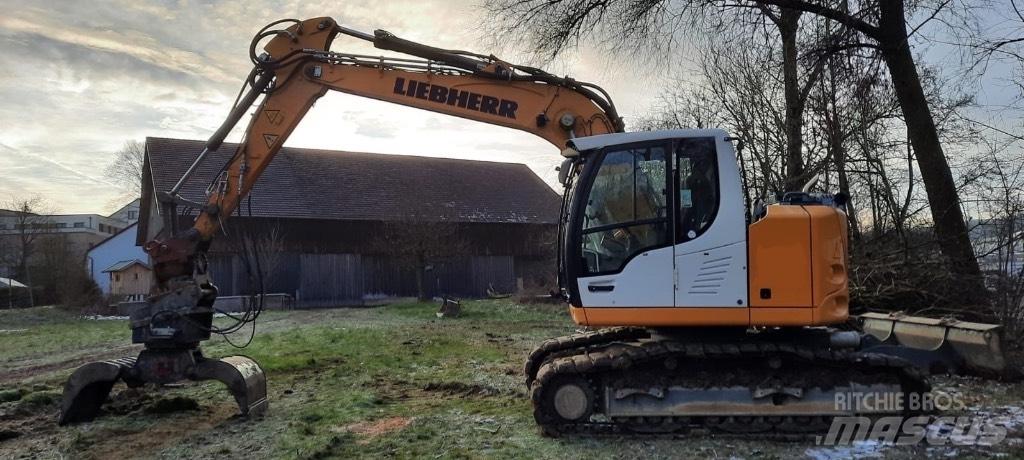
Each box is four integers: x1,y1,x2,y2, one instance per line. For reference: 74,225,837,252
142,137,560,228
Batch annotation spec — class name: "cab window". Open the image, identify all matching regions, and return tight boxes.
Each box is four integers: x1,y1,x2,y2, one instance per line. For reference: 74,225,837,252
676,138,719,242
580,144,668,275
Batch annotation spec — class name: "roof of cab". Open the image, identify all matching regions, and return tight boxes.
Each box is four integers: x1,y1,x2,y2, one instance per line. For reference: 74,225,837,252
568,129,730,152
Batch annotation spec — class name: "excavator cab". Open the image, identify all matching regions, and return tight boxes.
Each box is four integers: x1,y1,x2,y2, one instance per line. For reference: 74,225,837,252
558,130,751,326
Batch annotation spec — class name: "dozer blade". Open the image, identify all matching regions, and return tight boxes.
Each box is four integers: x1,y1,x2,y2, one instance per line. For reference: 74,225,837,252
193,355,268,417
59,357,137,425
860,312,1005,376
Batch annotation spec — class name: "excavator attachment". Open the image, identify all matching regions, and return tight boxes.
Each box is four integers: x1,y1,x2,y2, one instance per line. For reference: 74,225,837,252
860,312,1006,376
59,358,137,425
192,356,269,417
59,351,267,425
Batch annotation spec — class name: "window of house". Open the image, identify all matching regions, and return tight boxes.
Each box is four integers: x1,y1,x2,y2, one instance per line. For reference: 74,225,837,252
134,273,138,280
579,144,669,275
56,223,67,229
115,274,121,282
74,222,85,228
127,211,137,220
0,224,6,230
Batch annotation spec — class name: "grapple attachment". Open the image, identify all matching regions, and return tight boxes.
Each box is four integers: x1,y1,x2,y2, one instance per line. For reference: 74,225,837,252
860,311,1006,376
58,352,267,425
193,356,268,417
59,358,137,425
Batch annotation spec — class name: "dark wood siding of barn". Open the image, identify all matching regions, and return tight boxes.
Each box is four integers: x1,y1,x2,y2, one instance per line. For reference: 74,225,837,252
298,254,363,307
205,253,519,307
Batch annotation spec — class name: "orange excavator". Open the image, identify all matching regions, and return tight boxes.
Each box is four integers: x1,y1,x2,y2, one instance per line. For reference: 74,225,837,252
60,17,1005,435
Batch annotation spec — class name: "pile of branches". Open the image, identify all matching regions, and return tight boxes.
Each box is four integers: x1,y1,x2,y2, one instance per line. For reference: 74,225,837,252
849,233,994,322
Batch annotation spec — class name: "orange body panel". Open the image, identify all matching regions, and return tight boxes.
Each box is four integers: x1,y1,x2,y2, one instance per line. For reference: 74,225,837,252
747,206,813,308
749,307,813,326
806,206,850,325
571,306,749,327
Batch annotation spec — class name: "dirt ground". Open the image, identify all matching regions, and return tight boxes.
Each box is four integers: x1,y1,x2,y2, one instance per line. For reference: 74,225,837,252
1,302,1022,459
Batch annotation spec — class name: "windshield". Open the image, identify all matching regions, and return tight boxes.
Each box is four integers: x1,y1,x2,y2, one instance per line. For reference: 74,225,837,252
578,145,669,275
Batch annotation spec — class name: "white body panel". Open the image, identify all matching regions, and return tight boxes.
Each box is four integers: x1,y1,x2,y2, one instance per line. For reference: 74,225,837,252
568,129,731,151
675,241,747,307
674,137,748,308
577,246,674,307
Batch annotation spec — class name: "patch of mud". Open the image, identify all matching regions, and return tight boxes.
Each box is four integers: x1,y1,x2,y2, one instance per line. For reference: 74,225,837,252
145,396,200,414
422,381,502,397
82,403,241,460
337,416,413,444
101,388,152,416
0,429,20,442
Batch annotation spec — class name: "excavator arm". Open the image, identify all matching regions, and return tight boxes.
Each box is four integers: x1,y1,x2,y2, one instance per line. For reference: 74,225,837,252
61,17,623,424
147,17,622,280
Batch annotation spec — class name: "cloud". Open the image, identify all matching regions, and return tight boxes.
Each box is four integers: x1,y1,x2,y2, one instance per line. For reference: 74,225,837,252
0,0,663,213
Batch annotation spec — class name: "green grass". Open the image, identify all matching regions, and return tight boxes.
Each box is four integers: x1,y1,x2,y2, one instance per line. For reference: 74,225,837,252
3,300,1020,459
0,307,128,365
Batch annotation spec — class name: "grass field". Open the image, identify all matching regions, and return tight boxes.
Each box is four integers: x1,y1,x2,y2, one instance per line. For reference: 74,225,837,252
1,301,1022,459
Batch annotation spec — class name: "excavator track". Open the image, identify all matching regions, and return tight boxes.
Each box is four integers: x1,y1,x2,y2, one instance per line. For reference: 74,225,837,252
526,330,929,437
524,327,649,387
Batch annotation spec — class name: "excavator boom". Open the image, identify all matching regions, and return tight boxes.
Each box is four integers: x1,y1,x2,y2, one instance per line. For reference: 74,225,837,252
62,16,623,425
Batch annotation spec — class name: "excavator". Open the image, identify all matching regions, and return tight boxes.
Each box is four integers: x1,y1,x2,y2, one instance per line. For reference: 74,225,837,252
60,17,1006,435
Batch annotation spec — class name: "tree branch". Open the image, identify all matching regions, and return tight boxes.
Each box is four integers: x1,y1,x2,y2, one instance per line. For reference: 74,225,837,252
748,0,881,38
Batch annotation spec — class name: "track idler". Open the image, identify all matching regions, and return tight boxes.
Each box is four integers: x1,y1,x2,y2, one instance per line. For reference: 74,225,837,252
59,349,267,425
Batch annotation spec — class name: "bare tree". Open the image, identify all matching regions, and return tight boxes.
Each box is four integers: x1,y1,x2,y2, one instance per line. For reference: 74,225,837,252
483,0,987,301
373,220,469,301
1,196,55,307
230,220,287,296
963,142,1024,332
104,140,146,198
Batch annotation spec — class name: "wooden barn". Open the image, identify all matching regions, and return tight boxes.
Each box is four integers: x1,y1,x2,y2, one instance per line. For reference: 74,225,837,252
138,137,560,307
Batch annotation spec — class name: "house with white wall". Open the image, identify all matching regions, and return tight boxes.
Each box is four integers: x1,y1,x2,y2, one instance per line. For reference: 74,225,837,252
86,223,149,294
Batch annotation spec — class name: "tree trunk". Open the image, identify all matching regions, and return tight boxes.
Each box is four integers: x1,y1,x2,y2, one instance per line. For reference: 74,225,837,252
779,8,805,191
877,1,985,302
415,267,427,301
826,57,861,240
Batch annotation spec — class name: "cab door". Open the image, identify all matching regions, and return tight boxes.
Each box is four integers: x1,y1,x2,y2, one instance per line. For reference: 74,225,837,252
672,137,748,308
575,142,675,308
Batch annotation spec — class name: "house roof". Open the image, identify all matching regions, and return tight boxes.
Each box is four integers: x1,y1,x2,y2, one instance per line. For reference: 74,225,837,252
102,259,150,273
142,137,560,225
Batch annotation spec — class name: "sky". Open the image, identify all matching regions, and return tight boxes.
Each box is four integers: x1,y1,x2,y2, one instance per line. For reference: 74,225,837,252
0,0,662,214
0,1,1019,215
